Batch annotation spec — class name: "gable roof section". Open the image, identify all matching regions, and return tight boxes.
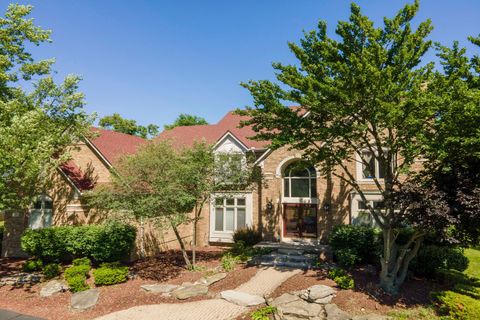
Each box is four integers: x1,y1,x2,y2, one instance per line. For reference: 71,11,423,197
88,127,147,165
59,160,95,192
154,111,270,149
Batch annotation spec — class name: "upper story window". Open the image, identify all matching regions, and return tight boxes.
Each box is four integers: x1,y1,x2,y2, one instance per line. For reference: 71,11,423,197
358,150,393,180
283,162,317,198
28,194,53,229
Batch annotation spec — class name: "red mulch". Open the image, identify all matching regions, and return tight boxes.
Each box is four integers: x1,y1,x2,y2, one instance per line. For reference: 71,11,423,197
0,249,258,320
270,267,445,316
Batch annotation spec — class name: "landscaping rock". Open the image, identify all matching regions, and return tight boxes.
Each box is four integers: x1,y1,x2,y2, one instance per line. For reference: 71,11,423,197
278,299,325,320
71,288,99,310
141,284,178,293
314,295,334,304
0,273,42,287
40,280,68,297
272,293,301,306
307,285,336,301
197,272,227,286
325,303,352,320
171,283,208,300
220,290,265,306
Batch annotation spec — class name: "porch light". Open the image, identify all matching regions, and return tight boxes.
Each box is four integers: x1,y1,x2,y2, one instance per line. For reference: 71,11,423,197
323,203,331,212
266,200,273,211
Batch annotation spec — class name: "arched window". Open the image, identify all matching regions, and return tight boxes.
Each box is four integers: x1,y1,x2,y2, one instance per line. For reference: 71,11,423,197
283,162,317,198
28,194,53,229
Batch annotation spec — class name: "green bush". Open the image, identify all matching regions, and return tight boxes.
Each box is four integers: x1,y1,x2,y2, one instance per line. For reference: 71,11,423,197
65,264,90,278
21,221,136,263
67,275,90,293
22,259,43,272
72,257,91,267
251,306,277,320
329,225,378,267
65,264,91,293
327,268,355,290
93,264,129,286
233,227,262,247
410,245,469,277
221,253,240,271
435,290,480,319
43,263,61,279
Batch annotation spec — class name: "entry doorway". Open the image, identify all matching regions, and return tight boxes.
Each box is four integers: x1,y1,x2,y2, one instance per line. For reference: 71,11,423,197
283,204,317,238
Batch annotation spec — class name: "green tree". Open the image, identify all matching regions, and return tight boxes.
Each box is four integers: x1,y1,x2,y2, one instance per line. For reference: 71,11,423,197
99,113,158,139
238,1,480,293
164,113,208,130
87,141,258,268
0,4,92,212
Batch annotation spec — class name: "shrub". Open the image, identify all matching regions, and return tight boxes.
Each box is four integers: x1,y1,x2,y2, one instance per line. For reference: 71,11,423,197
21,221,136,263
65,264,90,293
410,245,469,277
221,253,240,271
327,268,355,290
43,263,61,279
22,259,43,272
72,257,91,267
435,290,480,319
0,223,4,253
66,275,90,293
251,306,277,320
93,264,129,286
233,227,262,247
329,225,378,266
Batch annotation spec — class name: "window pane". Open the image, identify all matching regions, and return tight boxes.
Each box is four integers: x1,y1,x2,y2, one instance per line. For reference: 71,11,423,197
43,210,53,227
373,201,385,209
215,198,224,206
362,151,375,179
237,208,246,229
215,208,224,231
33,200,42,209
44,199,53,210
284,178,290,197
378,159,385,178
291,178,310,197
225,208,235,231
358,200,367,210
28,210,43,229
236,198,246,206
226,198,234,206
310,178,317,198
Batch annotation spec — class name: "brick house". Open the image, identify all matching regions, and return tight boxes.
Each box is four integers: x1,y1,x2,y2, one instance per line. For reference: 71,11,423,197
2,110,389,257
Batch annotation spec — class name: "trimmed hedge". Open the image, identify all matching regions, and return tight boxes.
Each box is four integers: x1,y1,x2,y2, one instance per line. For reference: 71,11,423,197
410,245,469,277
93,263,129,286
329,225,378,267
43,263,61,279
65,264,91,293
21,221,136,263
327,268,355,290
233,227,262,247
22,259,43,272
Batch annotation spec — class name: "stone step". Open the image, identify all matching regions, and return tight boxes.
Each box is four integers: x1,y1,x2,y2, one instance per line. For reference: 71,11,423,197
277,248,305,256
258,260,311,269
261,253,315,263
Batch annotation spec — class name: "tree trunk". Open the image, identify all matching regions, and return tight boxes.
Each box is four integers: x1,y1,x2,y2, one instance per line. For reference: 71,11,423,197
192,205,198,268
170,221,192,268
379,227,423,294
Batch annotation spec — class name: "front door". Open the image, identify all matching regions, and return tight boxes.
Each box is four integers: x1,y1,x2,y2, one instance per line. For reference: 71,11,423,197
283,204,317,238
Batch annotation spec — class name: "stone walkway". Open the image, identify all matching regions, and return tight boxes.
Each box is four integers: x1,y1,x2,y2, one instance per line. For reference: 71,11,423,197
96,267,300,320
0,309,44,320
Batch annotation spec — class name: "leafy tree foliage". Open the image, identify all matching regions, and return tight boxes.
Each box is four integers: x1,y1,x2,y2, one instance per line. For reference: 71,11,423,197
239,1,480,293
0,4,92,211
99,113,158,139
164,113,208,130
87,141,258,267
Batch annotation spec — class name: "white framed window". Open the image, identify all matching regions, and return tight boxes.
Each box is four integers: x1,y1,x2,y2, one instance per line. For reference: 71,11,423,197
356,150,393,181
350,193,388,227
282,161,317,202
210,193,253,242
28,194,53,229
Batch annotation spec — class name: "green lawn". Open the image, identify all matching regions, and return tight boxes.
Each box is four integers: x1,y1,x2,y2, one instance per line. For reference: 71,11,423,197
464,248,480,279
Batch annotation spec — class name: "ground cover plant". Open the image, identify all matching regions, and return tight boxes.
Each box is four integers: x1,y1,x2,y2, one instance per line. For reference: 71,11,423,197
93,262,129,286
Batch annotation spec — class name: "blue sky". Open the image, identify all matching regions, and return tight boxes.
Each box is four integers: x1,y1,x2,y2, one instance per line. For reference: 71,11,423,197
2,0,479,129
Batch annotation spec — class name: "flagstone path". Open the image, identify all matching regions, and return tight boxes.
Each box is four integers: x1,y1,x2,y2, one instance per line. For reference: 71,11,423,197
95,267,300,320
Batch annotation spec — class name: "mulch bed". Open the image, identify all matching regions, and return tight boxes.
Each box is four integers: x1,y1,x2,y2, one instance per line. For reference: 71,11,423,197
0,249,258,320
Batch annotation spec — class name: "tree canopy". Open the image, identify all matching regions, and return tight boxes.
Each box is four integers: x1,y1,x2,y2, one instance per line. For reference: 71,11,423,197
99,113,158,139
164,113,208,130
0,4,92,211
239,0,480,293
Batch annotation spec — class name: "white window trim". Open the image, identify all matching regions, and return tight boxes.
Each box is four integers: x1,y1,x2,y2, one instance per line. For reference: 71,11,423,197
355,149,392,183
209,192,253,243
281,161,318,204
350,192,390,226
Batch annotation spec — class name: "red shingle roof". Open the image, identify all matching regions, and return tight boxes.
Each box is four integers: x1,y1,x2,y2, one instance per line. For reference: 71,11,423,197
154,111,270,149
60,160,95,192
89,127,147,164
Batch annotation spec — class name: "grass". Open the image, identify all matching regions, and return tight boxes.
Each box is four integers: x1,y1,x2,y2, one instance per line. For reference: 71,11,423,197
464,248,480,279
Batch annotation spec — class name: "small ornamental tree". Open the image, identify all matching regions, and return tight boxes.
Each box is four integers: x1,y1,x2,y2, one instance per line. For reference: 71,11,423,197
0,4,92,212
99,113,159,139
87,141,259,268
238,1,480,293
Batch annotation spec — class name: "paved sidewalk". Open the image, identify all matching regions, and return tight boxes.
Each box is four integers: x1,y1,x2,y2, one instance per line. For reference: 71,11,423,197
96,267,300,320
0,309,44,320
